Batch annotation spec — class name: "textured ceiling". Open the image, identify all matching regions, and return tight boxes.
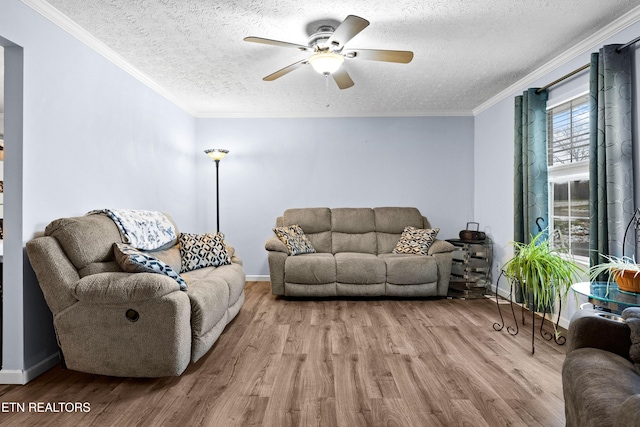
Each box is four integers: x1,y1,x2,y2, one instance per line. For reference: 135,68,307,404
19,1,640,116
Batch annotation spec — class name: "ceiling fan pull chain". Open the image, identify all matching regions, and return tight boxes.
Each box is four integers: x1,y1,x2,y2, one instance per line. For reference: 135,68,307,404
325,74,330,108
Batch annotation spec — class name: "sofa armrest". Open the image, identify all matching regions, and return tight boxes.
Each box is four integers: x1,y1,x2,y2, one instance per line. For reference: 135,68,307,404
428,239,455,255
566,308,631,360
615,395,640,427
265,237,288,253
74,272,181,304
226,245,243,266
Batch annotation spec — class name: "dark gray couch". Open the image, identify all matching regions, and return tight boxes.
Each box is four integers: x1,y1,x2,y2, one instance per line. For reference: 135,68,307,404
265,207,454,297
563,308,640,426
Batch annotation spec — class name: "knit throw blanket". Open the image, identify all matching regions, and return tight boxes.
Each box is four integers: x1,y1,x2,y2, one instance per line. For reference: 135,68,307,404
89,209,176,250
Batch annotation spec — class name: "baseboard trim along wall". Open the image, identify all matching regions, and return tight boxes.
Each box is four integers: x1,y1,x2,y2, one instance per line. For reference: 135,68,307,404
0,352,60,384
489,284,571,331
245,275,270,282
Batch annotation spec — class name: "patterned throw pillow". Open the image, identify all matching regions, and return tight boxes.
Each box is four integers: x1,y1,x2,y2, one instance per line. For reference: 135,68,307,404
392,226,440,255
113,243,187,291
179,232,231,273
273,225,316,256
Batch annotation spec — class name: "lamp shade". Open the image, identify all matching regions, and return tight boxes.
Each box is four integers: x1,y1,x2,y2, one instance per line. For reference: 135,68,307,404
204,148,229,161
308,52,344,75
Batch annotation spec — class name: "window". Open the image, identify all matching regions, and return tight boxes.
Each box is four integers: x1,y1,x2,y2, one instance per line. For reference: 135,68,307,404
547,94,590,260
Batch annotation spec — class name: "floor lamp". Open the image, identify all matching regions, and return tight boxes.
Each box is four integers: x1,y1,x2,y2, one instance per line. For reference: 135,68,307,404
204,149,229,232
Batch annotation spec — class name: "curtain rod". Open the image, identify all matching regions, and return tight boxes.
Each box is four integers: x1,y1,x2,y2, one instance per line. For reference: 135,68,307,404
534,34,640,94
617,35,640,52
535,63,590,93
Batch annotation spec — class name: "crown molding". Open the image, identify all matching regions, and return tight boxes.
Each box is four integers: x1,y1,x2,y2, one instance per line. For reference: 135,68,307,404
473,4,640,115
193,109,474,119
20,0,197,116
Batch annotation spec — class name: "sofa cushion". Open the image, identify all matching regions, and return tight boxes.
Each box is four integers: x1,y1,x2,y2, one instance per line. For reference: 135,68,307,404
113,243,187,290
331,208,377,254
282,208,332,253
380,253,438,285
393,226,440,255
285,253,336,284
374,207,425,233
183,276,229,345
148,245,182,273
182,263,245,308
273,225,316,256
335,252,386,284
179,232,231,273
283,208,331,233
45,214,122,271
333,232,377,254
331,208,375,233
374,207,426,254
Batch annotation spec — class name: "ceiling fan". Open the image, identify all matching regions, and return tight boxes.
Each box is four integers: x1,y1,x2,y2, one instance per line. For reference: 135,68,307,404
244,15,414,89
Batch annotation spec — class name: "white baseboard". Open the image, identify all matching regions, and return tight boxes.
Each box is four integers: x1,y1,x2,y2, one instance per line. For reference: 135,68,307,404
246,275,270,282
0,352,60,384
489,284,571,330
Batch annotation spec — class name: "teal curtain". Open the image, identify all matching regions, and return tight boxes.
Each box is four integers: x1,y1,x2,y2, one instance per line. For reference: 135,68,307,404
589,45,635,266
514,88,549,244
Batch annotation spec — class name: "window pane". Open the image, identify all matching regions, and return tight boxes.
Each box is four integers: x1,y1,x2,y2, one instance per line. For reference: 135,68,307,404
547,95,589,167
553,219,570,250
570,180,590,257
553,182,569,217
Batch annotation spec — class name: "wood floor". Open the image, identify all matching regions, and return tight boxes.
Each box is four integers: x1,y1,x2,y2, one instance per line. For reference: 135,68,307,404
0,282,567,426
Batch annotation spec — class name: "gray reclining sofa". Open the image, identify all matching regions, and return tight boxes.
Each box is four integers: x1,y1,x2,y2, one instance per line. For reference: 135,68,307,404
265,207,454,297
26,213,245,377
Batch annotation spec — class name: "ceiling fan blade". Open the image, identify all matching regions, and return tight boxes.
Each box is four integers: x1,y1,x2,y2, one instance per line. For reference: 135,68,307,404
344,49,414,63
263,59,308,81
244,36,311,51
332,67,354,90
327,15,370,49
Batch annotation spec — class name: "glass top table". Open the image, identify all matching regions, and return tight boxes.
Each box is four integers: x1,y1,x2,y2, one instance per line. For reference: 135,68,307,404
571,281,640,313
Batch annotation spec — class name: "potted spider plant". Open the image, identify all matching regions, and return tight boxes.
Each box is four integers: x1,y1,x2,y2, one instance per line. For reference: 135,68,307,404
504,231,584,315
589,254,640,293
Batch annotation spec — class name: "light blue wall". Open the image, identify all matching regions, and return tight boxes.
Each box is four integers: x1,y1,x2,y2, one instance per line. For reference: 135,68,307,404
474,18,640,327
0,0,197,377
3,0,640,380
196,116,475,276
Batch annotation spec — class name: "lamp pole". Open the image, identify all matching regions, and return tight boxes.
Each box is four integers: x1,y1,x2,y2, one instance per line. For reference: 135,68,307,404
204,149,229,233
215,158,221,232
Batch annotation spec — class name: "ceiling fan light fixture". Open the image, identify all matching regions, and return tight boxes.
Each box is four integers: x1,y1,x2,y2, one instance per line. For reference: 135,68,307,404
308,51,344,75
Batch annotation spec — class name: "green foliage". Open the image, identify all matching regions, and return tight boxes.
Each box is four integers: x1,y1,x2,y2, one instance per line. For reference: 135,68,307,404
589,254,640,284
504,231,584,312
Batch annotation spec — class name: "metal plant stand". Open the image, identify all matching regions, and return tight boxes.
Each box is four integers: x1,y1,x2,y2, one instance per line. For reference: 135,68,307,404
493,270,565,354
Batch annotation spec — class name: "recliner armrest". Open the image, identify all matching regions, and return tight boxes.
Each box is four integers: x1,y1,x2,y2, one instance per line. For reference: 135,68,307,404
265,237,288,253
566,308,632,360
427,239,455,255
615,395,640,427
74,272,181,304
